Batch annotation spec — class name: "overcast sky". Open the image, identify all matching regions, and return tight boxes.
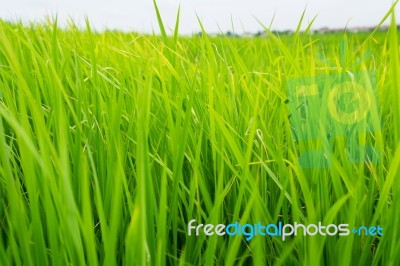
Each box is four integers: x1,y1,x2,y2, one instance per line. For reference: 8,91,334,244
0,0,398,34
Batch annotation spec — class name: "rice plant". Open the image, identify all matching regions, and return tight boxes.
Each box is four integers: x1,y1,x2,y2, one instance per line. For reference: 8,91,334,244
0,3,399,265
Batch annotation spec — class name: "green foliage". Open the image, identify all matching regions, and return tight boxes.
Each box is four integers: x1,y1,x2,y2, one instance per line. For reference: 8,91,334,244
0,11,399,266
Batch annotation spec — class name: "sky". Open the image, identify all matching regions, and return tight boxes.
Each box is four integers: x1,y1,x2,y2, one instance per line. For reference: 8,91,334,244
0,0,398,34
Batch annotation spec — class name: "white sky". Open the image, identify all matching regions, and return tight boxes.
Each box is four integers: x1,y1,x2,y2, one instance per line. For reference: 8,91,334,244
0,0,398,34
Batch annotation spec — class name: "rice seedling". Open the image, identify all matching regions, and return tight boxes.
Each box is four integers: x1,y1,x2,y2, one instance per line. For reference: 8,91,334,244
0,2,399,265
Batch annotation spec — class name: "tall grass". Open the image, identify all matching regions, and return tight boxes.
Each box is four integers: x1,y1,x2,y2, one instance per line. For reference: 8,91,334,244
0,6,399,265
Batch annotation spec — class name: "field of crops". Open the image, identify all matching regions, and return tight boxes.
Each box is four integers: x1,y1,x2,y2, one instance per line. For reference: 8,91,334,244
0,5,399,265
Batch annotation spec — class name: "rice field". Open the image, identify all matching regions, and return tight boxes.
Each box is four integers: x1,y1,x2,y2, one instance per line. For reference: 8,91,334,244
0,4,399,265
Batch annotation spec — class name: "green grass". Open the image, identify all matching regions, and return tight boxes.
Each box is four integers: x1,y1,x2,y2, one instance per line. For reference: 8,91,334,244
0,5,400,265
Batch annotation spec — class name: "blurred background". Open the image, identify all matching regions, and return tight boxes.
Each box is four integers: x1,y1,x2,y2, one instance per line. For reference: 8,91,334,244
0,0,398,34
